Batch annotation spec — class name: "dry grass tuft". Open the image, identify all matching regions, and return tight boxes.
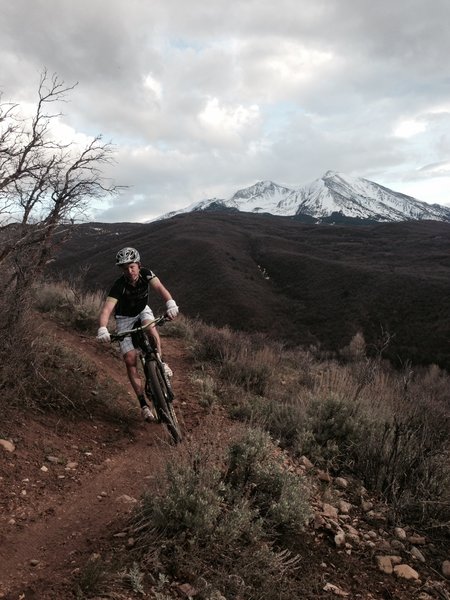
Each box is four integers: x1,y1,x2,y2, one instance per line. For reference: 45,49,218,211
175,316,450,530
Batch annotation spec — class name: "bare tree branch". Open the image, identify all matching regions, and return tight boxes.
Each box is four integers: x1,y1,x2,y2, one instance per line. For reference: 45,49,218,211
0,70,121,329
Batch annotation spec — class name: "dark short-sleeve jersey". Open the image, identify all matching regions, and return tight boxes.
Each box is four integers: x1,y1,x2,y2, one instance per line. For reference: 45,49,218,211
108,267,157,317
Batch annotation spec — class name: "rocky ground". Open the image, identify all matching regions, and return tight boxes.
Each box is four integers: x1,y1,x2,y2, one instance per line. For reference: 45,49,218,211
0,321,449,599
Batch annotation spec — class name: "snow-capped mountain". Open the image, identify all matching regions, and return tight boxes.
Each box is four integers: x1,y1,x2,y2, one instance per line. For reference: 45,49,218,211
157,171,450,223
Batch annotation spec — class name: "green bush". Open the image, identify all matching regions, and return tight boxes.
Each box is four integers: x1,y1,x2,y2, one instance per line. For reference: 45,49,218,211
132,429,311,599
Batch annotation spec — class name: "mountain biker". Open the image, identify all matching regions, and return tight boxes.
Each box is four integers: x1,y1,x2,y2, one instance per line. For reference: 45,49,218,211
96,247,179,422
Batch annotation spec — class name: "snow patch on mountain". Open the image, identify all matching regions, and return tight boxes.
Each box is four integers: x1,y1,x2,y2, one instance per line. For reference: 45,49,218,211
155,171,450,223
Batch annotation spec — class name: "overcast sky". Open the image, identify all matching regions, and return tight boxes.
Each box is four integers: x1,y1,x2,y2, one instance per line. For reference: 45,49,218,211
1,0,450,222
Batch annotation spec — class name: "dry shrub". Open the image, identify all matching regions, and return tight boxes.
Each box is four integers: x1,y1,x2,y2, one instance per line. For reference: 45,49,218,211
340,331,367,362
161,314,197,342
33,279,104,332
131,428,310,600
129,311,450,530
191,372,219,408
220,344,278,396
0,328,129,421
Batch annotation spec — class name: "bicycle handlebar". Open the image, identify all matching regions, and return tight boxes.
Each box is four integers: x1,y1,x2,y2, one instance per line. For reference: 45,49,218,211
110,314,167,342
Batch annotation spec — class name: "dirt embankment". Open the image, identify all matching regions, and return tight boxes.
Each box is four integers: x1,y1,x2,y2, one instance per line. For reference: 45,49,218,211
0,321,205,599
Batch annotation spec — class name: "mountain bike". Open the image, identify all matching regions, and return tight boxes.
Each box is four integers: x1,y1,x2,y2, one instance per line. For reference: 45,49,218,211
110,316,182,444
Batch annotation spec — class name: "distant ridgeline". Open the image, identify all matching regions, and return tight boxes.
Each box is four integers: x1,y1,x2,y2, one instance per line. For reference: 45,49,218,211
52,213,450,371
156,171,450,226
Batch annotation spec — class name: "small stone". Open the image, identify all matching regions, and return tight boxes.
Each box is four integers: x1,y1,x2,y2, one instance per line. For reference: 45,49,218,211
127,537,135,547
322,503,339,520
338,500,352,514
361,499,373,512
46,456,59,464
366,510,386,522
314,513,326,529
66,462,78,469
116,494,137,504
411,546,425,563
390,539,405,551
344,524,359,537
408,535,426,545
177,583,198,598
394,527,407,540
335,531,346,547
0,439,15,453
442,560,450,578
317,470,332,483
298,455,314,469
8,518,16,525
334,477,348,489
393,564,419,580
323,582,350,596
30,559,40,566
113,532,127,538
100,491,108,497
40,465,49,472
376,556,393,574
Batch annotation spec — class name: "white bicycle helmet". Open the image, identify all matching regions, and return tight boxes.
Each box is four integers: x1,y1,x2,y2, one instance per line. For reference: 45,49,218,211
116,247,141,265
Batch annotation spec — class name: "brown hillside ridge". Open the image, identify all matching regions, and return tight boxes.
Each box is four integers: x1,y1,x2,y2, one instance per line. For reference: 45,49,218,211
51,213,450,371
0,319,449,599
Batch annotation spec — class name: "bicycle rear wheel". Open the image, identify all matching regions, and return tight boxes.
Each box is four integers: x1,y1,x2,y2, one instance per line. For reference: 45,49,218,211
145,360,182,443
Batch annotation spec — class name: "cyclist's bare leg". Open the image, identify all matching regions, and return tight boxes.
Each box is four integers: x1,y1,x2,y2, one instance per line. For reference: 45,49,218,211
123,349,144,396
143,321,162,356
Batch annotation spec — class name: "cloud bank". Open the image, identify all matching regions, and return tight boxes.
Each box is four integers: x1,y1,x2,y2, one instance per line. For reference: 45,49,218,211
1,0,449,221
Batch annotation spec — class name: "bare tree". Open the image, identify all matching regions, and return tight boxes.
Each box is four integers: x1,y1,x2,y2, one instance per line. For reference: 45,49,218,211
0,71,119,327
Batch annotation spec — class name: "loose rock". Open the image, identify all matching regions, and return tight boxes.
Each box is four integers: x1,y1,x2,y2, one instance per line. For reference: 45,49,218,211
322,503,339,520
334,477,348,489
0,439,15,453
393,564,419,580
410,546,425,563
298,455,314,469
442,560,450,578
116,494,137,504
376,556,393,575
338,500,352,514
394,527,407,540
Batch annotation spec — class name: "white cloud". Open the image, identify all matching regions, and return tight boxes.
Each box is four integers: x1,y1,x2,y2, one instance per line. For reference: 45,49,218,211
198,97,261,144
394,119,427,138
1,0,450,220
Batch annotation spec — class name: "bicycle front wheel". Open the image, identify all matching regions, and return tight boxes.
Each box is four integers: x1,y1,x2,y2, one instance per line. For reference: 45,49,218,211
145,360,182,444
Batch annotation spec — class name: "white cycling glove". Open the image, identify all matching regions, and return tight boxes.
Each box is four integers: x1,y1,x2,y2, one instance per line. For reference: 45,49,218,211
165,299,179,319
96,326,111,343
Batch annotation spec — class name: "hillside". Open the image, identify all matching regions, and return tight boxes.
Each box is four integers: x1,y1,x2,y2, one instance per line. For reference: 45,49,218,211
51,213,450,370
1,315,449,599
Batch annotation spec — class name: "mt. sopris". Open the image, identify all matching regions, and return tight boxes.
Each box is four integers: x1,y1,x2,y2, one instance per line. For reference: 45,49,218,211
158,171,450,224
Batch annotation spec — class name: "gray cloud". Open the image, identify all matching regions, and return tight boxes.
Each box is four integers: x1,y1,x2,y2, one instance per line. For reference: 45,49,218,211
1,0,449,220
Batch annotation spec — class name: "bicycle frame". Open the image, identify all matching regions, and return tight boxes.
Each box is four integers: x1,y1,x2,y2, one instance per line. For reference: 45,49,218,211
110,315,181,442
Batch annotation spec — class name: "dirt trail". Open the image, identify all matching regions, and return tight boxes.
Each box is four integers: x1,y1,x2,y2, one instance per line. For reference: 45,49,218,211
0,322,204,599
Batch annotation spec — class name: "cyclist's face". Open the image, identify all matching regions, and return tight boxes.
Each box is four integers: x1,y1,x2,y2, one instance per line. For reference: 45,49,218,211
122,262,140,282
